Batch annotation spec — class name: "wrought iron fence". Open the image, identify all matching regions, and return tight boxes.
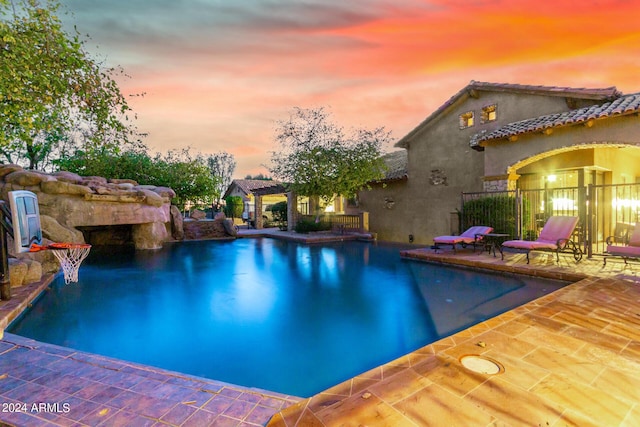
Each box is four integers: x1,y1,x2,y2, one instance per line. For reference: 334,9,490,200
461,183,640,257
587,183,640,256
460,190,520,238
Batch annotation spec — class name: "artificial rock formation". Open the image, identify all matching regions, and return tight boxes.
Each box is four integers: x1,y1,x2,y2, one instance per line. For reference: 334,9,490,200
8,258,42,288
170,205,185,240
182,212,237,240
190,209,207,220
0,164,176,251
0,165,238,291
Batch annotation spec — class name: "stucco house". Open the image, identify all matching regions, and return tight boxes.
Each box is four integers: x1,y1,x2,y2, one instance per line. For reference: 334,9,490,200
358,81,640,245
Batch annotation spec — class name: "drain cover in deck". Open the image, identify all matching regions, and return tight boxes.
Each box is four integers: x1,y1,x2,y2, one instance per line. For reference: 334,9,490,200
459,355,503,375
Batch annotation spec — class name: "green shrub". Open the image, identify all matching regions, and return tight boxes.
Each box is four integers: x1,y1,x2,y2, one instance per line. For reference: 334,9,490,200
270,201,288,230
295,219,331,234
523,229,538,241
224,195,244,219
462,195,531,238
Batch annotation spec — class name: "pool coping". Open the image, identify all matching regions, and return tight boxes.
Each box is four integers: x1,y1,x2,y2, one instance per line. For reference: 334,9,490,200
400,247,589,282
0,274,56,337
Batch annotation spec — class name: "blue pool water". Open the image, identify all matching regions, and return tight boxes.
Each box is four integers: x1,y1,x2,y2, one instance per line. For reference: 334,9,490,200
9,239,567,397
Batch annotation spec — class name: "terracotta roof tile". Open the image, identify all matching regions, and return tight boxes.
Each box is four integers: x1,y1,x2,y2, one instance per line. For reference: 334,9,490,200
470,93,640,148
225,179,284,198
239,179,280,192
396,81,621,148
374,150,407,182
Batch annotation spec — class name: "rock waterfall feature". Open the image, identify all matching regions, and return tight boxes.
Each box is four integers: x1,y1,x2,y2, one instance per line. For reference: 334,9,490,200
0,165,176,251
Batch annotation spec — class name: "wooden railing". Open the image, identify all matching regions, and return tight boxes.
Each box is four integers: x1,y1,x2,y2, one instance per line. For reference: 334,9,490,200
299,213,368,232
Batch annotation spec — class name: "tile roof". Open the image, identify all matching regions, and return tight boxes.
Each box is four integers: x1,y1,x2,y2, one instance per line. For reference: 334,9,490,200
378,150,408,182
224,179,285,197
470,93,640,149
463,81,621,100
396,81,621,148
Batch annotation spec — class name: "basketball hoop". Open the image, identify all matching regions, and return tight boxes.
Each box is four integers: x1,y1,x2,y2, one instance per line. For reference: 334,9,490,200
30,243,91,284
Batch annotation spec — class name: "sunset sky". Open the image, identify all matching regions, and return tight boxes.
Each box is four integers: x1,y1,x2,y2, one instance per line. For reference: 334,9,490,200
58,0,640,178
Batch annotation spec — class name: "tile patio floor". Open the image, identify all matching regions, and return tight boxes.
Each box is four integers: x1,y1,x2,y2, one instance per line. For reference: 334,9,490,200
1,233,640,426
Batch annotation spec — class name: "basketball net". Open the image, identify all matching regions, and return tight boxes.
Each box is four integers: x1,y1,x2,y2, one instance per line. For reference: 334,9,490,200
31,243,91,284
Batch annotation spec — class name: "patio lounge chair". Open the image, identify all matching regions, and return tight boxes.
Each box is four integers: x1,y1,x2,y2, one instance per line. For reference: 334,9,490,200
604,223,640,266
433,226,493,253
501,216,582,264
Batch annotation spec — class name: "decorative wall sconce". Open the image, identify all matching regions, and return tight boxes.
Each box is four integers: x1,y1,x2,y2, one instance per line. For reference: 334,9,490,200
384,197,395,209
409,234,414,243
430,169,448,186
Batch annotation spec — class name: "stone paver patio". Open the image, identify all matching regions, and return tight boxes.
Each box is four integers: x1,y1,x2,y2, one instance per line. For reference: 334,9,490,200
0,333,299,426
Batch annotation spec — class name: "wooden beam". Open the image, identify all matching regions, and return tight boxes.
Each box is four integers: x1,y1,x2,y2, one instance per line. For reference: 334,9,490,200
508,135,518,142
543,128,553,135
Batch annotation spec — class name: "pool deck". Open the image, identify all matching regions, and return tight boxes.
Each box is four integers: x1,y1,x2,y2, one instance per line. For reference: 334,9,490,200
0,333,299,427
0,232,639,426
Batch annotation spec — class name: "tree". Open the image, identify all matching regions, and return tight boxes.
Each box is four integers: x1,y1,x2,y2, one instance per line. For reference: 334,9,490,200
54,148,156,182
269,107,389,204
156,149,217,211
0,0,142,170
55,148,217,211
244,173,272,180
206,151,236,205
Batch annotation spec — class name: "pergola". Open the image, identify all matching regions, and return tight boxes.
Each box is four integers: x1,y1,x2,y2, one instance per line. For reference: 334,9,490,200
251,183,287,229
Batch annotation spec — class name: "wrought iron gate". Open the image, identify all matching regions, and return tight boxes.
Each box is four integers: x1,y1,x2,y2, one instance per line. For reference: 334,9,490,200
461,183,640,258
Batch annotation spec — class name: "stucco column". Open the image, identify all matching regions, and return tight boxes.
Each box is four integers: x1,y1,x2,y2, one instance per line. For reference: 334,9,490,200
287,192,298,231
359,212,369,232
334,197,343,213
255,195,263,229
506,172,520,191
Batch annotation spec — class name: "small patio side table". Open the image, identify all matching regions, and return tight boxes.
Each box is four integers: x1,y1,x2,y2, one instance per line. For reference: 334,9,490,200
476,233,510,257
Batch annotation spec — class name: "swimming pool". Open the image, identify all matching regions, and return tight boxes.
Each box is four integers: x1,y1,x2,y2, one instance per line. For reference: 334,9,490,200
9,238,567,397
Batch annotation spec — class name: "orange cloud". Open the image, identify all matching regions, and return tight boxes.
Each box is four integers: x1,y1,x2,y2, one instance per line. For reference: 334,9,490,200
314,0,640,78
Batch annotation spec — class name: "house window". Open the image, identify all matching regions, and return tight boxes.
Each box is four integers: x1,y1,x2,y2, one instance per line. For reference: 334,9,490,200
459,111,474,129
482,104,497,123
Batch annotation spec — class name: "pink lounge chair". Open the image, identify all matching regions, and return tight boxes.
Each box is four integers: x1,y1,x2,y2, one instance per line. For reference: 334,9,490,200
604,223,640,266
433,226,493,253
501,216,582,264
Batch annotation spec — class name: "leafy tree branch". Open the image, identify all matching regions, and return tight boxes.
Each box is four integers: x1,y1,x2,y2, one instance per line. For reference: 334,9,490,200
269,107,389,204
0,0,142,170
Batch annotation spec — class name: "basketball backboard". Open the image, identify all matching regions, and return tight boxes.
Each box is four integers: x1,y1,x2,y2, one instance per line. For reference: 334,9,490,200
8,190,42,253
